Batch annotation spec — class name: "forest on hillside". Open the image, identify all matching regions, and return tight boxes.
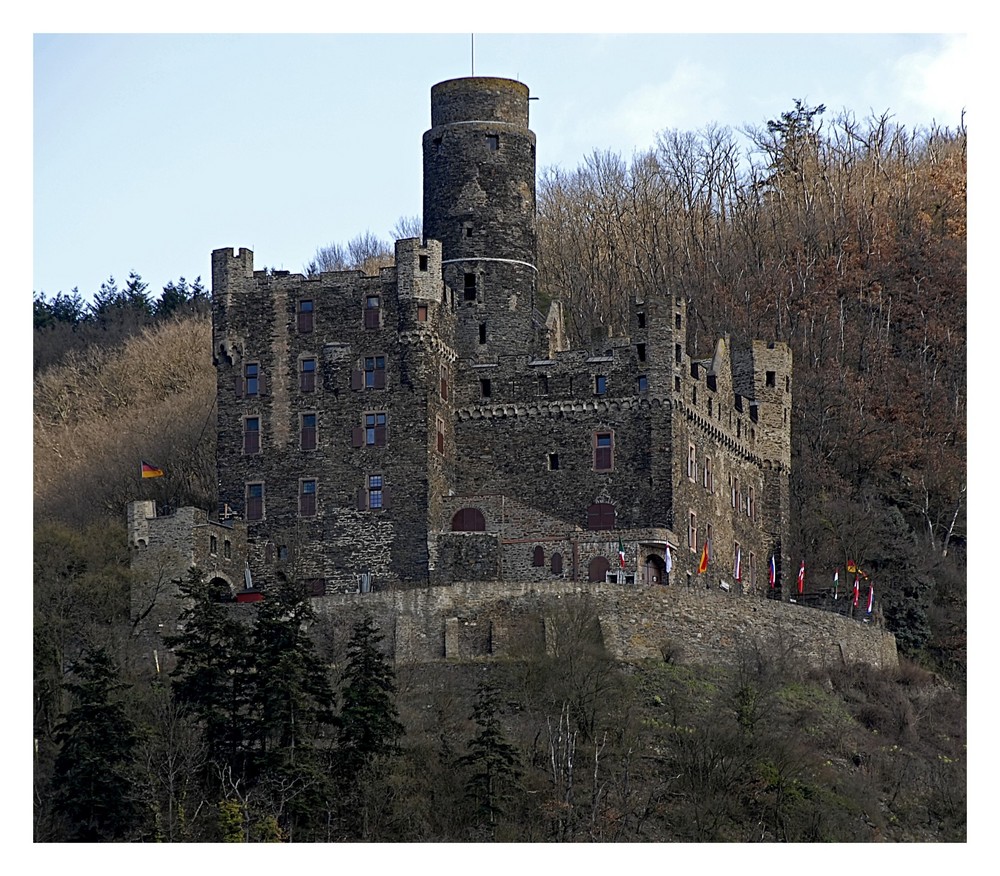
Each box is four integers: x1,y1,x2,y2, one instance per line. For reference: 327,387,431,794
32,104,966,842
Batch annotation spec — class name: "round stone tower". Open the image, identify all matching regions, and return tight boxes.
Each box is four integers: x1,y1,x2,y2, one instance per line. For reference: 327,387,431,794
423,77,538,360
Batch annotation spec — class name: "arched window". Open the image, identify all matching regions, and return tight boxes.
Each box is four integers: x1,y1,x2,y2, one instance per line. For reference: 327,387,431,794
587,502,615,530
551,552,563,575
588,556,610,583
532,545,545,567
451,507,486,532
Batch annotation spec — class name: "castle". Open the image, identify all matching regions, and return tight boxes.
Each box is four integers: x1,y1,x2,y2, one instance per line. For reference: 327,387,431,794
128,77,900,672
207,76,793,600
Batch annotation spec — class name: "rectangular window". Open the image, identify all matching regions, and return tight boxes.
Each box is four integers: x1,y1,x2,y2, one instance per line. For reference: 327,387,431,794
747,485,756,520
224,539,232,559
706,524,713,559
364,295,381,329
417,304,428,322
637,312,646,328
675,344,682,365
486,134,499,151
244,362,260,396
298,299,314,333
637,375,648,393
637,343,646,362
301,413,317,451
688,512,697,550
703,456,713,492
687,444,697,481
419,254,428,271
766,370,776,388
210,535,218,555
674,376,681,392
538,374,549,396
731,476,740,509
244,416,260,455
246,483,264,521
548,452,560,471
364,356,386,389
300,357,316,392
365,412,387,446
480,378,492,398
675,313,682,329
464,273,477,301
299,479,317,517
479,322,487,344
749,551,756,588
595,375,607,395
437,417,445,454
594,431,614,471
368,474,383,509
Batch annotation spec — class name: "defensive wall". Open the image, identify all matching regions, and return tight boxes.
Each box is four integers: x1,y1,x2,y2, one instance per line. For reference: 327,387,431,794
308,580,899,671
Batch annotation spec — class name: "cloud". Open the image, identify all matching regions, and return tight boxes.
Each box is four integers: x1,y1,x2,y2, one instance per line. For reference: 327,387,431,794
892,35,968,126
610,62,727,148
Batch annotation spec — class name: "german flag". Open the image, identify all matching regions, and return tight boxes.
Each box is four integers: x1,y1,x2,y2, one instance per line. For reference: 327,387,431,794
141,461,164,479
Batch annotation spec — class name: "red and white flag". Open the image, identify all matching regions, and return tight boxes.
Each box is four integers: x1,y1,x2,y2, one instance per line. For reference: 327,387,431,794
797,561,805,594
768,554,776,588
734,545,742,581
866,582,875,614
852,576,860,607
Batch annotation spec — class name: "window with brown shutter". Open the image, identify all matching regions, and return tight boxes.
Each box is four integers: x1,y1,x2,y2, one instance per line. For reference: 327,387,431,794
532,546,545,567
364,295,381,329
300,358,316,392
298,299,314,333
301,413,317,451
299,479,317,516
594,432,613,471
586,502,615,530
246,483,264,521
451,507,486,532
551,552,563,575
244,416,260,455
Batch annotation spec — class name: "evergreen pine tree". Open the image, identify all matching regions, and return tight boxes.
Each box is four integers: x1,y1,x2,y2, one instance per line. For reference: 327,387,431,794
51,648,146,841
460,680,523,839
337,615,404,772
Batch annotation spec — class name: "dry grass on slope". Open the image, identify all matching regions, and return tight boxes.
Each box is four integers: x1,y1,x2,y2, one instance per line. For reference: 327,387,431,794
33,316,217,524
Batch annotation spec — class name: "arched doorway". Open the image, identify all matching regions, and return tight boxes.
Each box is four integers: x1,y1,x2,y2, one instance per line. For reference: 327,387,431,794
588,556,610,583
451,507,486,531
643,553,666,586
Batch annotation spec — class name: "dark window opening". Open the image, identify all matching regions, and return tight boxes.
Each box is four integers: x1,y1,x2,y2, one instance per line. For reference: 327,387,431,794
210,535,217,555
300,413,317,451
538,374,549,396
637,312,646,328
674,376,681,392
451,507,486,532
464,273,477,301
766,370,776,388
298,299,314,333
637,343,646,362
486,134,499,151
532,546,545,567
224,539,232,559
638,375,648,393
300,357,316,392
480,378,492,398
675,313,682,329
551,552,563,575
692,386,697,404
548,452,560,471
419,254,428,271
674,344,682,364
244,362,260,396
437,420,445,454
479,322,487,344
595,375,607,395
465,224,474,238
278,545,289,561
300,479,317,516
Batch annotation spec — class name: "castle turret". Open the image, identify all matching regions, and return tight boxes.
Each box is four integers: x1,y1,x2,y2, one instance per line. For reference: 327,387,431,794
422,77,538,360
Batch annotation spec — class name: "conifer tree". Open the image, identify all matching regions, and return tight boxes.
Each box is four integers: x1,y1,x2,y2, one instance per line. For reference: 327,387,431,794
460,680,523,839
337,615,404,772
51,648,146,841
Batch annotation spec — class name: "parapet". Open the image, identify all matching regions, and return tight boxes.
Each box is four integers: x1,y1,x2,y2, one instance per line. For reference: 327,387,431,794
430,77,530,128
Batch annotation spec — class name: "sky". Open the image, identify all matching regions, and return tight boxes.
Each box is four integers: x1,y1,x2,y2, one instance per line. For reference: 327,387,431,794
29,27,972,304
